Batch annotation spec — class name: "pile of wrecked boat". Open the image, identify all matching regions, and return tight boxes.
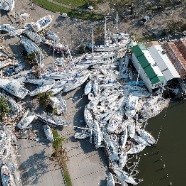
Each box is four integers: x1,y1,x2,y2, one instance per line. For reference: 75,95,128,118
0,5,171,186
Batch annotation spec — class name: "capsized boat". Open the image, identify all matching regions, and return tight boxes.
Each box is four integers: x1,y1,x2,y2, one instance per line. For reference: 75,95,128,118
53,116,68,126
127,121,135,138
29,83,54,96
74,131,90,140
84,80,92,95
63,72,90,92
43,125,54,142
20,36,41,55
23,30,44,43
94,120,103,149
37,114,63,127
119,151,128,168
0,24,23,36
0,79,29,99
0,61,10,69
0,0,15,11
120,128,128,149
31,15,53,32
107,172,115,186
46,30,60,42
16,111,35,129
84,107,94,128
1,164,16,186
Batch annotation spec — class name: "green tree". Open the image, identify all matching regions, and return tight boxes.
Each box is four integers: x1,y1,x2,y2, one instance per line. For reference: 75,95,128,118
0,96,11,119
37,91,52,108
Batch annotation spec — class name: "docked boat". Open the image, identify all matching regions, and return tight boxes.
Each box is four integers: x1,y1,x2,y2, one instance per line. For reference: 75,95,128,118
136,126,156,145
31,15,53,32
133,134,150,146
127,144,146,155
43,125,54,142
113,166,138,185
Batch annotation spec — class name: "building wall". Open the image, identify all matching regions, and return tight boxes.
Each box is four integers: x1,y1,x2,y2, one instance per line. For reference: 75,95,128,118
132,54,153,92
132,54,165,92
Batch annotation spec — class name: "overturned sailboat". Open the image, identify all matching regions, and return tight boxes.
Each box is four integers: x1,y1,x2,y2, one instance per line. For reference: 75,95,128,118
16,111,35,129
43,125,54,142
1,164,16,186
29,83,54,97
0,79,29,99
0,0,15,11
20,36,42,55
31,15,53,32
37,114,64,127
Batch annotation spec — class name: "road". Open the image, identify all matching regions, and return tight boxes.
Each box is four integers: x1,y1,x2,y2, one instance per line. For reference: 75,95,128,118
17,138,65,186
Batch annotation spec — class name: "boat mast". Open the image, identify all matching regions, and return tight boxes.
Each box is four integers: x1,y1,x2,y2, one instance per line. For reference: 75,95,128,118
104,16,107,46
92,28,94,53
116,12,119,30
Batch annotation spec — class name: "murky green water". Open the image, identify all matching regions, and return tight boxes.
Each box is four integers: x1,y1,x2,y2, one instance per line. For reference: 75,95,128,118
138,101,186,186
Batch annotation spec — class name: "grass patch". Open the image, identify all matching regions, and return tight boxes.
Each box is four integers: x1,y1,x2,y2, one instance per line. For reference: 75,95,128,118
33,0,71,13
0,96,11,120
51,130,72,186
52,129,65,151
54,0,87,7
33,0,104,20
136,35,156,42
68,10,103,20
60,158,72,186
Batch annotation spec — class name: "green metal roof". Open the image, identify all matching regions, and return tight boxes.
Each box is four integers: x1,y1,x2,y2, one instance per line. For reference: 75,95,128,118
131,44,165,84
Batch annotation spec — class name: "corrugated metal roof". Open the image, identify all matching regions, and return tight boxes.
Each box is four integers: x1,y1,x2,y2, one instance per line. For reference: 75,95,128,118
131,44,165,84
174,39,186,61
149,45,180,81
162,42,186,78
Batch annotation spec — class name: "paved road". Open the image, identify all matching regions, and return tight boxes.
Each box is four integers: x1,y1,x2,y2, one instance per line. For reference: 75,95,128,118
17,138,65,186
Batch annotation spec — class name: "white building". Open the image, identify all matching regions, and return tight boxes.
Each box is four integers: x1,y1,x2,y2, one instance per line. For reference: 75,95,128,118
148,43,180,81
131,44,166,92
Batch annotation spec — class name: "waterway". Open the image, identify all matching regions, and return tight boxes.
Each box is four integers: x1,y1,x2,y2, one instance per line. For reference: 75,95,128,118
138,101,186,186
